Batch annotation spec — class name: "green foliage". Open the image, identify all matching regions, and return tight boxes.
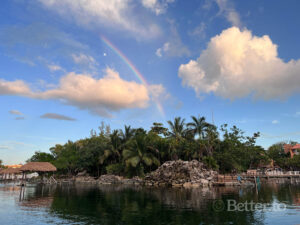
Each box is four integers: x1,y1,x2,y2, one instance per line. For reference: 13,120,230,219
123,133,160,177
267,142,289,168
287,155,300,169
203,156,219,169
106,163,124,175
27,151,55,163
27,116,293,177
150,123,169,136
0,159,4,168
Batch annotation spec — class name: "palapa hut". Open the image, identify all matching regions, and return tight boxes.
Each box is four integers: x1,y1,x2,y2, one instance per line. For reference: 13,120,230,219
0,167,22,180
20,162,57,173
20,162,57,184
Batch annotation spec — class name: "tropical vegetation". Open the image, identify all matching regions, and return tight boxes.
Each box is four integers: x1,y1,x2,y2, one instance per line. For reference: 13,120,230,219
27,116,299,177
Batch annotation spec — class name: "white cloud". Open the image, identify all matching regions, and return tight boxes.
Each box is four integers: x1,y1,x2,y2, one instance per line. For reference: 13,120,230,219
0,68,164,117
9,110,23,115
38,0,161,39
155,48,163,57
0,80,32,96
48,64,63,72
142,0,175,15
38,68,150,116
71,53,98,70
40,113,76,121
156,21,190,58
72,53,96,65
148,84,170,100
156,40,190,58
272,120,279,124
215,0,241,27
178,27,300,100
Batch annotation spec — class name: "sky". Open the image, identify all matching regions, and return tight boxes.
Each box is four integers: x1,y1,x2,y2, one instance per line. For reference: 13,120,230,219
1,0,300,165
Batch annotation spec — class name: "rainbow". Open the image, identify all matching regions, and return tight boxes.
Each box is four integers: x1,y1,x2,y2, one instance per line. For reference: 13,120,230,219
100,35,165,116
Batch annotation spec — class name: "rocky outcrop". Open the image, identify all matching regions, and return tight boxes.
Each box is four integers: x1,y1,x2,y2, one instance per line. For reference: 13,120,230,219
144,160,218,188
74,160,218,188
98,175,142,185
98,175,123,184
75,175,97,183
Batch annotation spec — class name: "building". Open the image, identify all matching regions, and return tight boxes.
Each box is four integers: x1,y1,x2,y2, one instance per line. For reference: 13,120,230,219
284,144,300,158
5,164,23,169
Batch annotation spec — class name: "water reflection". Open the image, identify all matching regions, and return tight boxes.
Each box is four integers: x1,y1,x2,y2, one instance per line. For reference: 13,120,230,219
0,182,299,225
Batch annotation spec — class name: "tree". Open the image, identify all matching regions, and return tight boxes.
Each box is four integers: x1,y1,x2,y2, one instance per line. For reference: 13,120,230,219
267,142,289,168
186,116,217,158
52,141,81,175
214,125,264,173
167,117,186,139
187,116,211,139
123,134,160,177
99,130,122,166
120,125,135,143
150,122,169,136
27,151,55,162
287,155,300,170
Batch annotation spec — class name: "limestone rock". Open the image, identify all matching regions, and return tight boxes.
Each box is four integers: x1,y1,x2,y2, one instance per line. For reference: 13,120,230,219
144,160,218,188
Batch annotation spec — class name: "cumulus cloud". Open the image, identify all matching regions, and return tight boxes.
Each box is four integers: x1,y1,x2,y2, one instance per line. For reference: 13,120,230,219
38,68,150,116
38,0,161,39
156,21,190,58
9,110,23,115
215,0,241,27
0,80,32,96
142,0,175,15
178,27,300,100
0,68,160,117
40,113,76,121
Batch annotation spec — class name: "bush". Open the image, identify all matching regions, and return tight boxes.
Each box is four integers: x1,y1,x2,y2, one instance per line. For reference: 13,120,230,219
105,163,124,175
203,156,219,170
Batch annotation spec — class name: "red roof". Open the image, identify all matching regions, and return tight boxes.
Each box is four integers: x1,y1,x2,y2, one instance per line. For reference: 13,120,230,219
284,144,292,154
291,144,300,149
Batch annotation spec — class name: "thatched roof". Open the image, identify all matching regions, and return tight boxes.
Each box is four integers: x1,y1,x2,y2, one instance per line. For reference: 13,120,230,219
20,162,57,172
0,167,21,174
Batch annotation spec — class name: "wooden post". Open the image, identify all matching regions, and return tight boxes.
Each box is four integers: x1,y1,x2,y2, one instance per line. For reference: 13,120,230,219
21,172,26,186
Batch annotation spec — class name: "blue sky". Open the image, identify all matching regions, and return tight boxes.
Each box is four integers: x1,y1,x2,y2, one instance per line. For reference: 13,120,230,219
1,0,300,165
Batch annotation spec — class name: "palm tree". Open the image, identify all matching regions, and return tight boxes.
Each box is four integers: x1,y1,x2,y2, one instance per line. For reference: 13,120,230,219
204,124,218,156
167,117,186,139
123,134,160,176
120,125,134,143
187,116,212,139
99,130,121,165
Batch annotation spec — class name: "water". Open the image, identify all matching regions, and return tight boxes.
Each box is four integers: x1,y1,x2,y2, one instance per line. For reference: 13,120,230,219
0,182,299,225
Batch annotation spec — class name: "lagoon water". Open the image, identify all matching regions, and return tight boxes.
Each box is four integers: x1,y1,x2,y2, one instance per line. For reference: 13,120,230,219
0,182,299,225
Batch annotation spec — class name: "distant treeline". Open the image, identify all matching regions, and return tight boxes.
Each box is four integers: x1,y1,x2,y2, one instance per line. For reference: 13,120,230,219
25,116,300,177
